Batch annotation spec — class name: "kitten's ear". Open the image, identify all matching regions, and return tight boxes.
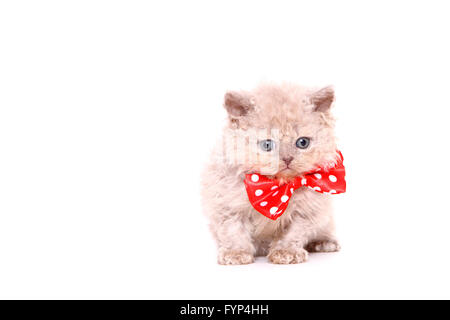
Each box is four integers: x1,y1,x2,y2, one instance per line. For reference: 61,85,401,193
223,91,254,118
310,86,335,112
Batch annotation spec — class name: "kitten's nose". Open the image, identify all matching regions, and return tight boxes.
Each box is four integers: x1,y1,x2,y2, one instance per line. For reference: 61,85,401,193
283,156,294,166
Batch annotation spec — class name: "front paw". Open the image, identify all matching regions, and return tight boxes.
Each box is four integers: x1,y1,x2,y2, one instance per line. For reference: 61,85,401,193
306,240,341,253
267,248,308,264
218,249,254,265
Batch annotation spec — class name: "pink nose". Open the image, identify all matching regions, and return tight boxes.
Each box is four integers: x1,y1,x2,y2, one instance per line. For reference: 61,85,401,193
283,156,294,166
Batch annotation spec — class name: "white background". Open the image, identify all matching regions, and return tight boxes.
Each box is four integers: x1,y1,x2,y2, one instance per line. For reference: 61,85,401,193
1,0,449,299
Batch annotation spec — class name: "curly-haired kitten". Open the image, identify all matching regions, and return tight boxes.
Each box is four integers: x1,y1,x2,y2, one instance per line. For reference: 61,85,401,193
201,83,345,265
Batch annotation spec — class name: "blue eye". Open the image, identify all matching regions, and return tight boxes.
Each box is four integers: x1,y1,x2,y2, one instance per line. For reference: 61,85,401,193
296,137,310,149
259,139,275,152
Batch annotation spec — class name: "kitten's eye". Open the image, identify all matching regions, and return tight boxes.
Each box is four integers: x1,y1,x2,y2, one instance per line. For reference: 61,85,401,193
296,137,310,149
259,139,275,152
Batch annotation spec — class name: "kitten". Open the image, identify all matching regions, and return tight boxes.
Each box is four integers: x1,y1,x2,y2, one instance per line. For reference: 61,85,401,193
201,83,343,265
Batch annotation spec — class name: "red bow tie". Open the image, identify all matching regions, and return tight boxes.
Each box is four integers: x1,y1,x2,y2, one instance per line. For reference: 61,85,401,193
244,151,346,220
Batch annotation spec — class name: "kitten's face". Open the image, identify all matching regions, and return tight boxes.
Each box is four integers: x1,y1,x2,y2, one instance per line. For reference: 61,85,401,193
222,84,338,180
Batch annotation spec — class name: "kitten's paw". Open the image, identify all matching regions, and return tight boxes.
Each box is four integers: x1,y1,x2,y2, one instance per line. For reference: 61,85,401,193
267,248,308,264
306,240,341,253
218,250,254,265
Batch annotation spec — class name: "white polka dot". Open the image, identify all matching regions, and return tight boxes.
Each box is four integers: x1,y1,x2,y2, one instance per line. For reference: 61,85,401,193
290,188,294,194
271,185,279,190
251,174,259,182
329,189,336,194
272,191,279,196
255,189,263,196
270,207,278,215
314,173,322,179
281,195,289,202
260,201,268,207
313,186,321,191
329,175,337,182
301,178,307,185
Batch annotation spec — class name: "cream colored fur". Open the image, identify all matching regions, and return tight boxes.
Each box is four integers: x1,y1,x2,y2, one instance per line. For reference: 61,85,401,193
201,83,341,265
